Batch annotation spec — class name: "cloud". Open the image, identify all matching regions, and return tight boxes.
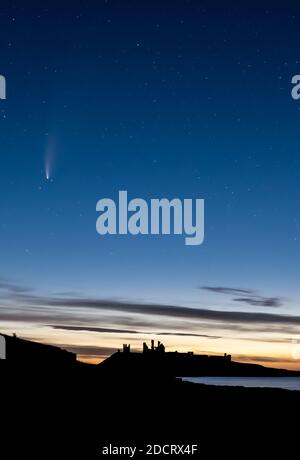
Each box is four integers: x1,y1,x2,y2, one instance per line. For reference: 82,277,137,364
234,355,299,365
51,325,141,334
1,293,300,326
28,297,295,324
0,279,299,338
2,278,299,363
201,286,253,296
239,337,292,344
201,285,283,308
59,344,118,357
50,324,220,339
0,278,33,294
233,297,282,307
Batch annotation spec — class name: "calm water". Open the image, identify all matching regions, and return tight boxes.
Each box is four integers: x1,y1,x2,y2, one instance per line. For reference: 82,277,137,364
181,376,300,391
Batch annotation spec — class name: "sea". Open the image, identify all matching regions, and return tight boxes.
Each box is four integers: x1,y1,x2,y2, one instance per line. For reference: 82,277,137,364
181,376,300,391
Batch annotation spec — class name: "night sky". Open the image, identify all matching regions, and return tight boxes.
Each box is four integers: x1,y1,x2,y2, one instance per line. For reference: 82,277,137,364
1,1,300,367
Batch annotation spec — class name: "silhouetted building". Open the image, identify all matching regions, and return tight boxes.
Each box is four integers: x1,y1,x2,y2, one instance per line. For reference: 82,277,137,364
157,341,165,353
123,344,130,353
143,340,166,354
0,333,76,365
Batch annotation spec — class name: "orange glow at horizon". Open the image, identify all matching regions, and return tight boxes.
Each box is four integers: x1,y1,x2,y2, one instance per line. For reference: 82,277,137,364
2,320,300,371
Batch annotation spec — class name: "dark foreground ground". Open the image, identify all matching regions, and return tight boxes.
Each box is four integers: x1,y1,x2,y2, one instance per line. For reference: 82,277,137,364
1,362,299,458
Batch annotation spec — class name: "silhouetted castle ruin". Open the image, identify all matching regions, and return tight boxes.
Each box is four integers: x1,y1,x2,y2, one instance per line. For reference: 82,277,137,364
123,339,231,362
102,340,234,377
142,339,166,354
101,339,297,377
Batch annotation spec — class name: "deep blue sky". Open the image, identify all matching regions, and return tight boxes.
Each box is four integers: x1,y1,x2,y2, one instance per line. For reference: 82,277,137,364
1,1,300,365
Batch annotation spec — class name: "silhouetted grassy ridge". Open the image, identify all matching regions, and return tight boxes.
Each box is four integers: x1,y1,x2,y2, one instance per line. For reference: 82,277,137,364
2,362,300,458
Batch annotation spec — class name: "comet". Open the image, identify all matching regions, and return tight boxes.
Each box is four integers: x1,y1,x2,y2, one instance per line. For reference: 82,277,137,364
44,137,56,181
45,159,51,180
